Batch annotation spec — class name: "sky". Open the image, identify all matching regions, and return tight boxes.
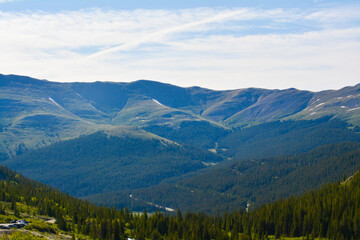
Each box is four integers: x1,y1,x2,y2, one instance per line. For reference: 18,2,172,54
0,0,359,91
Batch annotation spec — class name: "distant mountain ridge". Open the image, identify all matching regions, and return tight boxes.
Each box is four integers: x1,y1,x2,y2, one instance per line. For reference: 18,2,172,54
1,73,360,158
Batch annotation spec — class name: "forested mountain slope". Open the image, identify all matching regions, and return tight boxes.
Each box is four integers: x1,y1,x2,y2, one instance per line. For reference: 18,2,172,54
147,117,360,160
1,164,359,239
89,141,360,213
3,118,360,209
249,168,360,239
3,132,222,197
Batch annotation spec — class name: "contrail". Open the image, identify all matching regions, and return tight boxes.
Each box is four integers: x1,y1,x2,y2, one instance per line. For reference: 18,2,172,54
40,8,247,76
86,8,248,59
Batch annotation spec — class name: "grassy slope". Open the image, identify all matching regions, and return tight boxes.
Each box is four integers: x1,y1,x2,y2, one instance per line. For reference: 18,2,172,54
0,75,105,157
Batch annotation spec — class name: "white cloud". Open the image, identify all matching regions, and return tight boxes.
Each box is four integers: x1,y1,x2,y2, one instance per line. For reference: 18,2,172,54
0,5,359,91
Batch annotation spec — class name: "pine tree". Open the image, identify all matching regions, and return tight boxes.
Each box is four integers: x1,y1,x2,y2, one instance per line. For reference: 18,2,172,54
0,203,5,215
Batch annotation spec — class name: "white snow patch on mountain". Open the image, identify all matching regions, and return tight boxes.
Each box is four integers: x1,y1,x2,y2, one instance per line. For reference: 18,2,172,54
348,107,360,112
315,103,324,108
48,97,62,108
88,103,97,110
152,99,166,107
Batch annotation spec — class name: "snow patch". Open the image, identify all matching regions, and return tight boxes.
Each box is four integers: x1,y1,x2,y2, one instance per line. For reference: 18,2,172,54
309,112,317,115
48,97,78,118
348,95,353,98
208,149,217,154
337,97,343,99
341,106,346,109
348,107,360,112
314,103,324,108
152,99,166,107
202,161,218,167
88,103,97,110
48,97,63,109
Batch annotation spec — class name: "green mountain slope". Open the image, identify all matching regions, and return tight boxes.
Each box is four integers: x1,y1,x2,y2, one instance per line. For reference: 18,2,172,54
250,168,360,239
0,165,127,239
290,85,360,126
218,118,360,160
225,88,313,126
3,132,222,197
2,163,359,240
0,75,103,157
91,142,360,214
4,117,359,207
144,118,360,160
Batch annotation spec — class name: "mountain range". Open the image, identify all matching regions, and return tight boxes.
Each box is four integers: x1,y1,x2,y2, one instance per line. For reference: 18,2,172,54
1,73,360,213
2,73,360,157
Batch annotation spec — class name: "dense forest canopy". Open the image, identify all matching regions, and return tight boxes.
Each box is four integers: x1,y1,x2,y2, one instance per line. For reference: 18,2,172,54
1,165,359,239
87,141,360,214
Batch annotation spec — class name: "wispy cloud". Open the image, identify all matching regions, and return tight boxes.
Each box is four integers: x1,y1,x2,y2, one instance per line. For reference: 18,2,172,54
87,8,250,59
0,5,359,90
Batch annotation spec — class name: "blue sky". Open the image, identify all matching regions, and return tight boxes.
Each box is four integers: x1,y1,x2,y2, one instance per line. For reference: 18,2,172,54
1,0,358,11
0,0,359,90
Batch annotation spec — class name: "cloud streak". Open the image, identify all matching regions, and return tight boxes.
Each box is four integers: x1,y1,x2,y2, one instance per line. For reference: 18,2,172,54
87,8,249,59
0,5,359,91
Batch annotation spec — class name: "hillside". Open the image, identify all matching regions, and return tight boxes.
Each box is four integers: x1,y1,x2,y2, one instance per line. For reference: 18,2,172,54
3,118,359,209
89,141,360,213
147,117,360,160
3,131,222,197
0,165,127,240
1,164,359,240
249,168,360,239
